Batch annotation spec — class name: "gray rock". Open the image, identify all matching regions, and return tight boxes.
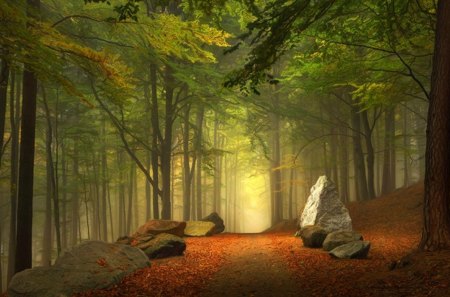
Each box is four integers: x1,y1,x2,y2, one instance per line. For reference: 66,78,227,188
299,225,328,248
300,176,352,232
184,221,216,236
8,241,150,297
201,212,225,234
133,219,186,237
323,231,363,251
329,241,371,259
139,233,186,259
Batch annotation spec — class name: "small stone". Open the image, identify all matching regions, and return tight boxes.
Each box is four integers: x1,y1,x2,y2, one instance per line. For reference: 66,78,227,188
299,225,328,248
322,231,363,251
201,212,225,234
329,241,371,259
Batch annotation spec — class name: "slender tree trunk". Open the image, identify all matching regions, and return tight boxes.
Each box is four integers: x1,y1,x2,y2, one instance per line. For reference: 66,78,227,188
361,110,376,199
195,106,204,220
381,108,395,195
338,124,349,202
60,138,68,249
101,121,108,241
7,69,20,284
0,60,9,166
117,150,126,236
270,96,282,224
42,124,53,266
150,64,160,219
126,162,135,234
15,0,40,273
71,142,79,246
82,176,90,240
213,114,224,215
42,86,61,256
160,67,174,219
403,103,409,186
183,105,192,221
350,104,368,201
419,0,450,251
390,109,396,190
330,126,339,186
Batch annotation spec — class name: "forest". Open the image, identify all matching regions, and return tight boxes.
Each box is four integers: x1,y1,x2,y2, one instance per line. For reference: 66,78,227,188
1,0,450,296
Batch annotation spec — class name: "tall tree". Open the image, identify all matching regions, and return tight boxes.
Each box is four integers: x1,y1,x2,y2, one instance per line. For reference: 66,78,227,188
14,0,40,274
419,0,450,251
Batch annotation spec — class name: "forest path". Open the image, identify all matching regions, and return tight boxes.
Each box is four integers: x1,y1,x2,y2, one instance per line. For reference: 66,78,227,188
199,233,300,297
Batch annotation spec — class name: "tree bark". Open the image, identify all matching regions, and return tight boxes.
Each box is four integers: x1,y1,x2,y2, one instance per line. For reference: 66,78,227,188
71,141,80,246
338,124,349,202
419,0,450,251
350,103,368,201
8,69,20,283
195,106,204,220
361,110,376,199
381,107,395,195
0,59,9,166
14,0,40,273
182,104,192,221
42,86,62,256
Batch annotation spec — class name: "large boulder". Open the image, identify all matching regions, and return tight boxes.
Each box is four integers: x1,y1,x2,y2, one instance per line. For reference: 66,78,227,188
133,219,186,237
329,241,371,259
299,176,352,232
184,221,216,236
134,233,186,259
323,231,363,251
8,241,149,297
201,212,225,234
298,225,328,248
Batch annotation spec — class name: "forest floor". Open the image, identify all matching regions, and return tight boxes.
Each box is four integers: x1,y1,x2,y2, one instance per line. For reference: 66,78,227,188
44,183,450,296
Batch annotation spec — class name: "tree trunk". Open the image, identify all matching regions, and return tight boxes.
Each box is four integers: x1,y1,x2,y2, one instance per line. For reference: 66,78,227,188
117,150,126,236
7,68,20,284
42,86,61,256
0,60,9,166
160,66,174,219
361,110,376,199
350,103,368,201
14,0,40,273
150,64,160,220
403,103,410,186
338,124,349,202
71,142,79,246
419,0,450,251
183,104,192,221
195,106,204,220
270,96,283,224
213,114,221,213
381,108,395,195
126,162,135,235
101,121,108,241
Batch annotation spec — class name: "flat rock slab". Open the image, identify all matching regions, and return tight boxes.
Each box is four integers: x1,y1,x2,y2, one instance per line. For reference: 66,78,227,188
329,241,371,259
133,220,186,237
323,231,363,251
138,233,186,259
184,221,216,237
199,234,299,297
8,241,150,297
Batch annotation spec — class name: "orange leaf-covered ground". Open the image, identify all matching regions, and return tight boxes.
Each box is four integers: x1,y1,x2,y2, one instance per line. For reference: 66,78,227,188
6,183,450,296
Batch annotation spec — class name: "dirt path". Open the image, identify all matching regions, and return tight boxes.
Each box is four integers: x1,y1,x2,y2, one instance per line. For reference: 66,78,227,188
199,234,299,297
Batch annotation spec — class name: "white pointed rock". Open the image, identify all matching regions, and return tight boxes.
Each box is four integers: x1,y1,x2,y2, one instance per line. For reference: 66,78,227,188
299,176,352,232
